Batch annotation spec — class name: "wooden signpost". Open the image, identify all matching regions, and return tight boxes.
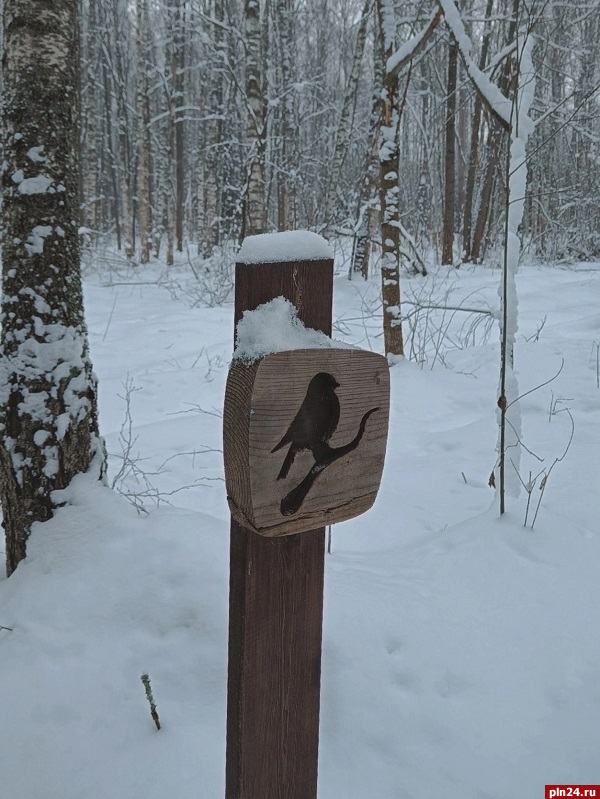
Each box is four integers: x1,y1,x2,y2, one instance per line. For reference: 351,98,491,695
224,233,390,799
225,348,389,536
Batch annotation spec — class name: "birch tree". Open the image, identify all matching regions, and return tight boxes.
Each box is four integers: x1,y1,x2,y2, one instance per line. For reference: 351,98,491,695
0,0,104,575
274,0,297,231
243,0,267,237
377,0,404,357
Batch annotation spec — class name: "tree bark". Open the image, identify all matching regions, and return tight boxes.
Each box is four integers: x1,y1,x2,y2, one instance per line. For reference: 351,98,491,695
275,0,297,231
201,0,225,257
462,0,495,261
376,0,404,357
242,0,267,238
471,0,518,263
173,0,185,253
101,55,122,250
324,0,372,237
80,0,99,231
442,34,457,265
136,0,152,264
351,38,383,281
1,0,104,576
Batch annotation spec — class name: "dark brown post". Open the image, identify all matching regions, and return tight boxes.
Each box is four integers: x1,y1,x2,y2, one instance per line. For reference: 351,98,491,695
226,257,333,799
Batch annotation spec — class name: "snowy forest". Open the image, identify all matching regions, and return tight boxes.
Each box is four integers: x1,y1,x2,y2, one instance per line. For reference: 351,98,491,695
76,0,600,266
1,0,600,797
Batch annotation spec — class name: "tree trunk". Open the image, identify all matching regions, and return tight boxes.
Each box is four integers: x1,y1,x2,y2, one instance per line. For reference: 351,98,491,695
166,103,176,267
137,0,152,264
173,0,185,253
0,0,104,576
80,0,99,232
113,35,134,260
275,0,297,231
243,0,267,238
462,0,495,261
471,0,517,263
442,34,457,266
101,58,122,250
352,38,383,281
201,0,225,257
165,1,179,267
376,0,404,357
324,0,371,238
471,129,501,262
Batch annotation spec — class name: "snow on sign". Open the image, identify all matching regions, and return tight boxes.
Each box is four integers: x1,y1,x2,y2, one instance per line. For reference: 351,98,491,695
224,348,390,537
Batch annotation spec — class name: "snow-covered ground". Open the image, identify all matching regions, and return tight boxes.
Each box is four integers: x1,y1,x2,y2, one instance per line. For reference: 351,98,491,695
1,252,599,798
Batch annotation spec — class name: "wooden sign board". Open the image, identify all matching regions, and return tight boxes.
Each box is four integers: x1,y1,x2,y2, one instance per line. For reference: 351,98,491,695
224,348,390,537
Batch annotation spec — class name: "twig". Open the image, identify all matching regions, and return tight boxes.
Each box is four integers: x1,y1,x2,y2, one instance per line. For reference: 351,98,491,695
505,416,544,462
530,408,574,529
401,301,495,317
524,315,546,342
167,403,223,419
141,673,161,731
103,294,118,342
506,359,564,410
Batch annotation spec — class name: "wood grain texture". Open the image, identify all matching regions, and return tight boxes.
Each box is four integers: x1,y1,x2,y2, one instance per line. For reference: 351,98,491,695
225,257,333,799
224,348,390,536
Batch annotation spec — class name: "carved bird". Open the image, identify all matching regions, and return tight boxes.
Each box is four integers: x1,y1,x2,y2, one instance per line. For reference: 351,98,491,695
271,371,340,480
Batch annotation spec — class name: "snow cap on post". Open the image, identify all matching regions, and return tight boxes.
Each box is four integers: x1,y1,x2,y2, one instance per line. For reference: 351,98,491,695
233,297,351,364
237,230,333,264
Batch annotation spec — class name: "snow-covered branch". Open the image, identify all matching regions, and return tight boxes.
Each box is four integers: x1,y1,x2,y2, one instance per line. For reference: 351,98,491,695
387,8,444,78
437,0,514,132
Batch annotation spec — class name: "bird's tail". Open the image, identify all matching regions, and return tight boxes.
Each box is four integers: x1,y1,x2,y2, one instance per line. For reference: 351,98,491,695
276,447,296,480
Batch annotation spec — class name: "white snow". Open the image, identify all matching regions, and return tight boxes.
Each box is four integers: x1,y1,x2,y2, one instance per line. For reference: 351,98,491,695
33,430,51,447
24,225,53,256
379,0,396,52
0,253,599,798
237,230,332,264
27,146,47,164
16,176,55,195
0,318,96,484
233,296,350,363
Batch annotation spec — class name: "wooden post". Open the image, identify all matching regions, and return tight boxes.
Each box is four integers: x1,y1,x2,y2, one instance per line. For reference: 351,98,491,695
226,257,333,799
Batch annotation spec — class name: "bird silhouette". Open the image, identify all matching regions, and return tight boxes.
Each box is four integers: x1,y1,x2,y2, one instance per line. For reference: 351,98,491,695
271,372,340,480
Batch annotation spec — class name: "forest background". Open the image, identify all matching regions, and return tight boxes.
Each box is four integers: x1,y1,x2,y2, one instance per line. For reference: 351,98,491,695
78,0,600,279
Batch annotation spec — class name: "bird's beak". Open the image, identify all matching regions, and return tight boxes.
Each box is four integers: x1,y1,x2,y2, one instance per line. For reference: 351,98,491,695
334,380,340,388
